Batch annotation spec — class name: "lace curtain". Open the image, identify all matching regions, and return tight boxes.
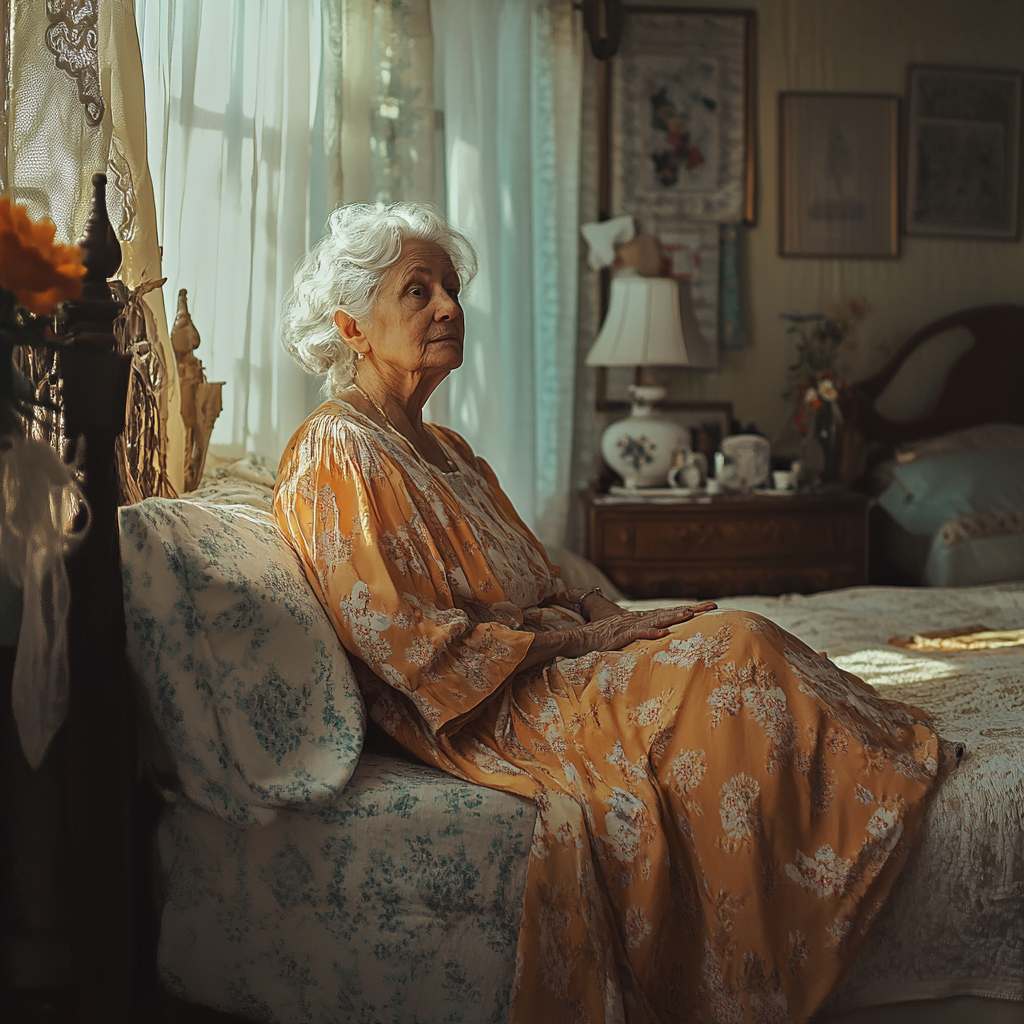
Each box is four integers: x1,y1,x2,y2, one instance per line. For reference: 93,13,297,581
1,0,184,491
324,0,439,206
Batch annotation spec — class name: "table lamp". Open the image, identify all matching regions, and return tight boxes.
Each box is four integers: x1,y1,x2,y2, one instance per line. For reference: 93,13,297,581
586,275,712,488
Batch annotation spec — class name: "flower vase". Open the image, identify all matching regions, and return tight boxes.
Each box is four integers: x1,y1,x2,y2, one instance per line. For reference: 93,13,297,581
816,403,839,484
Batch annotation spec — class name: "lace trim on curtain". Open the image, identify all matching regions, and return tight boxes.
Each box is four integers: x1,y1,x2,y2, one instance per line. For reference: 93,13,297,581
44,0,105,126
107,138,137,242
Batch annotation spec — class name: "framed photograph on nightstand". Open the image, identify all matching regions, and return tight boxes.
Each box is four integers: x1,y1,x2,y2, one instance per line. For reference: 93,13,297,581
779,92,900,258
905,65,1022,240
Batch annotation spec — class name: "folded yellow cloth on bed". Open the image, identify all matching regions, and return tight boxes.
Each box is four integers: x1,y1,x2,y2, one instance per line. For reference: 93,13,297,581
889,626,1024,651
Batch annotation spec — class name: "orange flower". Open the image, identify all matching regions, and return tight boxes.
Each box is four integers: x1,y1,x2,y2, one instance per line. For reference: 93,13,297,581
0,195,86,316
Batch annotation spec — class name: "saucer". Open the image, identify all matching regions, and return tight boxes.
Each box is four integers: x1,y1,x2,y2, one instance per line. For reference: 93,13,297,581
610,485,704,497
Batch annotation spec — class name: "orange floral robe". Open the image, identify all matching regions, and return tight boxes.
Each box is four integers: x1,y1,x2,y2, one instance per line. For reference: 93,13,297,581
274,400,942,1024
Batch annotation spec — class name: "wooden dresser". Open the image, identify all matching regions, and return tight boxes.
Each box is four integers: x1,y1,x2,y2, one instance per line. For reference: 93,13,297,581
588,490,870,599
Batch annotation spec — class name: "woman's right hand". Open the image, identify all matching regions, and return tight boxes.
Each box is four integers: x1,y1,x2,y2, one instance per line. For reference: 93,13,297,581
518,602,717,673
561,603,717,659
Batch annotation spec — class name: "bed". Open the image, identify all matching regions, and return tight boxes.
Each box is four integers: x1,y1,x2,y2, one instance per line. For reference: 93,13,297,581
3,179,1022,1024
111,451,1020,1024
146,557,1024,1022
845,304,1024,587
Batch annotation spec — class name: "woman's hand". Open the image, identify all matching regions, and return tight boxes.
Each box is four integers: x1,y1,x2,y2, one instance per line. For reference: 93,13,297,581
518,602,717,673
562,603,717,658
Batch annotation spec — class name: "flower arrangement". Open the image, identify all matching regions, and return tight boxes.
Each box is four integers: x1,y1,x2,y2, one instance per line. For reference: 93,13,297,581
781,300,867,482
1,196,87,432
0,195,86,316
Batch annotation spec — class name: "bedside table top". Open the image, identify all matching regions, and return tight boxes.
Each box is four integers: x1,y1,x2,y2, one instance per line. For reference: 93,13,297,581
590,489,870,512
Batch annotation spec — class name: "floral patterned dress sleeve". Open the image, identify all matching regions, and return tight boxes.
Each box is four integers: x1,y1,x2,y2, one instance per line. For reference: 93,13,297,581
274,409,535,736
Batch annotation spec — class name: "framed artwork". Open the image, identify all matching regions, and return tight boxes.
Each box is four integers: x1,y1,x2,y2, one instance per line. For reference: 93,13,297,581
779,92,899,258
607,7,756,226
905,66,1022,240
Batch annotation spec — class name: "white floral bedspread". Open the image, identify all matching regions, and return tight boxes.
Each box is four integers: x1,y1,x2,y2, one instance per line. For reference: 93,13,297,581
161,583,1023,1020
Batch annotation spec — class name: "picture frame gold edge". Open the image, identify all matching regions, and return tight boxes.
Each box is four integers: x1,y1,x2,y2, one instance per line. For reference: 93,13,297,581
598,396,735,425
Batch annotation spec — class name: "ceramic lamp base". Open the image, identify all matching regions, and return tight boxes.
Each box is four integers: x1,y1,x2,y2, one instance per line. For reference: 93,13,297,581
600,385,689,489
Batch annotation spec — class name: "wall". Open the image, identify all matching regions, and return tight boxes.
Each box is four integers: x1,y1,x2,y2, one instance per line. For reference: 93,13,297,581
572,0,1024,531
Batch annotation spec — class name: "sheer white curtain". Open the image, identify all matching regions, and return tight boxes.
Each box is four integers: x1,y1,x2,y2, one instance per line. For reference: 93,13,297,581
325,0,438,207
134,0,583,542
431,0,582,546
134,0,323,462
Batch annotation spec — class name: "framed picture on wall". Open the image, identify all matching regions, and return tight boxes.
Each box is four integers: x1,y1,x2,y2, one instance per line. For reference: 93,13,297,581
905,66,1022,240
607,7,756,226
779,92,900,258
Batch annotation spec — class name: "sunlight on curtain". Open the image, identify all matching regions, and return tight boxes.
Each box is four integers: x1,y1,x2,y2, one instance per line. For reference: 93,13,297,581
431,0,582,546
324,0,437,207
133,0,582,540
135,0,323,462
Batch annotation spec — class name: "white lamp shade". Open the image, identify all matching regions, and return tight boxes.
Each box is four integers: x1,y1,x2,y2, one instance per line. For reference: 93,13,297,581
585,275,714,368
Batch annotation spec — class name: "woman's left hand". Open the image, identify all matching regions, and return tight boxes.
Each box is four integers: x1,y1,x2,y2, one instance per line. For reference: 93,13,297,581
581,593,717,625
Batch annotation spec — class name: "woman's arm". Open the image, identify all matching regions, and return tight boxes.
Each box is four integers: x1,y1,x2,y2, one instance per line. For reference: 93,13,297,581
562,587,625,622
579,590,625,622
516,602,717,674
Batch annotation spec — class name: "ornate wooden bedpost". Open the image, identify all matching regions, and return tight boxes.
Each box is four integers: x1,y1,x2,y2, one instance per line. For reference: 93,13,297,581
60,173,135,1023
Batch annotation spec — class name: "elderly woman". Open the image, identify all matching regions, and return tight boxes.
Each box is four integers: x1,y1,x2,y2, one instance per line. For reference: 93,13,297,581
274,203,947,1024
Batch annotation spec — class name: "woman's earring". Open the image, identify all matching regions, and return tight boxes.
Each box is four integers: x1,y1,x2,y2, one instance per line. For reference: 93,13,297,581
356,352,364,361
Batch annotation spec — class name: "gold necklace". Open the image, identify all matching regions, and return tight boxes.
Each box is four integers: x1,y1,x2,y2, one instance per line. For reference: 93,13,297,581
350,381,458,474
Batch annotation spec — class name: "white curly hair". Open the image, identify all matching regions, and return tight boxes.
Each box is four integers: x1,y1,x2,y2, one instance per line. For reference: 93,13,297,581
281,202,478,395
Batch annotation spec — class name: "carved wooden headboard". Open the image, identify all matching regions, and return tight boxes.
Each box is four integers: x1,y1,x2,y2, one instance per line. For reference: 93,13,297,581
849,304,1024,458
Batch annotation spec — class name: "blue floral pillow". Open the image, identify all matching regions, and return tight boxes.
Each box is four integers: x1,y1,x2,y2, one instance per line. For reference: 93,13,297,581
120,499,365,826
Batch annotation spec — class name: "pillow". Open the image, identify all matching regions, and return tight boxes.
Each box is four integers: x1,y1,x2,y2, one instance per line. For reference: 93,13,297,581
894,422,1024,464
545,543,624,602
192,452,277,509
878,448,1024,538
120,499,364,826
925,529,1024,587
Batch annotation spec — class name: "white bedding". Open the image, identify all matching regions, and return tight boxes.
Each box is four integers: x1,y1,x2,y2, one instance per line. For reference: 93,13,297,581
160,583,1024,1021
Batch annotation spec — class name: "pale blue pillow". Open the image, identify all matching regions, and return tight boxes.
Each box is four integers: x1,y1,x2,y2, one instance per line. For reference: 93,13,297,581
925,532,1024,587
878,449,1024,537
120,499,365,826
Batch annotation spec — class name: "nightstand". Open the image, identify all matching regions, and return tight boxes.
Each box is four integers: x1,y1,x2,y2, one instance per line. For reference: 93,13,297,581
589,490,870,599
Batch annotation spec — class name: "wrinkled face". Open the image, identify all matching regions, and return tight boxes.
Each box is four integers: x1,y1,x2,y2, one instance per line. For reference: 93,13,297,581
363,239,465,376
